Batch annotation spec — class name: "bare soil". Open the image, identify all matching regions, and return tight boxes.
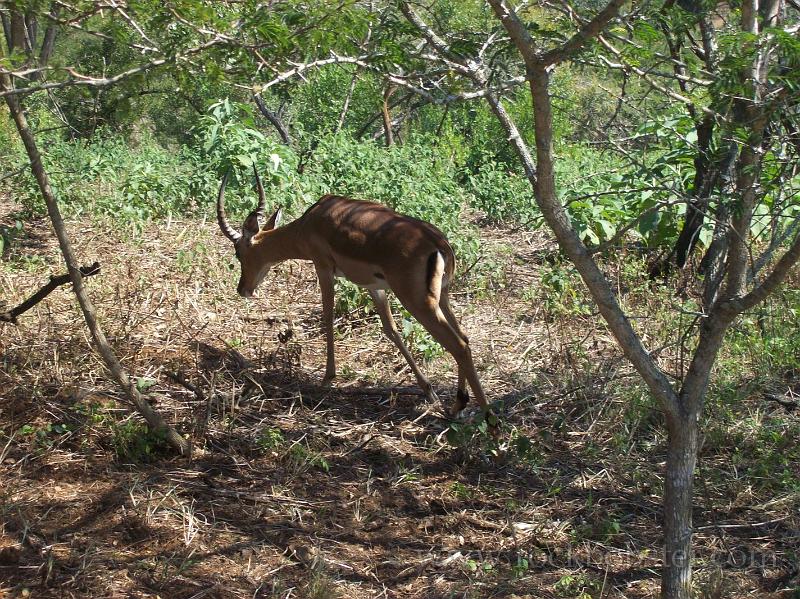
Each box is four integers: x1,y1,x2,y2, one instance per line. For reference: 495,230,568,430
1,198,798,598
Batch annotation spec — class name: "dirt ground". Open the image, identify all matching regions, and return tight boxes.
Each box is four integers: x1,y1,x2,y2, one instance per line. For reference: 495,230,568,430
1,198,798,598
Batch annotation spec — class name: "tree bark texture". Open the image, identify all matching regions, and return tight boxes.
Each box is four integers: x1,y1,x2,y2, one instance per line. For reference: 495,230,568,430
381,84,395,147
662,413,699,599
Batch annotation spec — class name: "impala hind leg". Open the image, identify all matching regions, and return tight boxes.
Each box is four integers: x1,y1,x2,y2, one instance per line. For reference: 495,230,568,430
368,289,440,405
439,290,469,344
439,291,470,413
404,298,489,417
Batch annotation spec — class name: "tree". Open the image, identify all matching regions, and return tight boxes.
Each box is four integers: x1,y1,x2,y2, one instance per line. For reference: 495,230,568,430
397,1,800,596
1,0,198,455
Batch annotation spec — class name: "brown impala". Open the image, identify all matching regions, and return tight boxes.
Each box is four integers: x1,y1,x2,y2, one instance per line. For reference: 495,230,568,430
216,166,489,417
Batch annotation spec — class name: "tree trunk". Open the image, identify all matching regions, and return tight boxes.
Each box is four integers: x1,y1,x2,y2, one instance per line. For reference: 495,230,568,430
37,3,59,71
1,13,11,50
669,116,715,268
8,9,28,54
335,67,360,133
0,64,192,457
381,84,395,147
662,412,699,599
253,94,291,145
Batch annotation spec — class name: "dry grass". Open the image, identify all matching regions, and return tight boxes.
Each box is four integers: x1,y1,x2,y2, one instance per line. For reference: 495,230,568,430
1,197,798,598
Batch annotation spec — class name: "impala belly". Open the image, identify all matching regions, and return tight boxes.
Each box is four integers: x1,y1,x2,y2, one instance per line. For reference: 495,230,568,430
331,253,390,290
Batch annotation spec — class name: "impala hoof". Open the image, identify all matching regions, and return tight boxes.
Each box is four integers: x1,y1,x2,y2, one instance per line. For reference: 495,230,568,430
448,388,469,418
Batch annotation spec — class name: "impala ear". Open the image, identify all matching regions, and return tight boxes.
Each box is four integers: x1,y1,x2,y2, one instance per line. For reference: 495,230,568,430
264,207,283,231
242,211,261,239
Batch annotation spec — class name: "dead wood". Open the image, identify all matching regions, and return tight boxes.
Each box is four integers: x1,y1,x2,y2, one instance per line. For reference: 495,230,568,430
1,261,100,324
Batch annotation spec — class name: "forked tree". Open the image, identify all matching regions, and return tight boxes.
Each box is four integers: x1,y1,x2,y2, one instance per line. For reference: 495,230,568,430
397,1,800,597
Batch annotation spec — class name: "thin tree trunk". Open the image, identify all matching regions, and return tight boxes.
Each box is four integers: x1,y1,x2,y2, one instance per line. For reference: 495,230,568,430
381,84,395,147
522,65,679,409
670,116,716,267
24,12,36,55
253,94,291,145
37,3,59,72
662,412,699,599
1,13,11,50
434,104,450,140
355,92,418,139
699,202,730,308
335,66,360,133
0,66,192,457
9,9,27,53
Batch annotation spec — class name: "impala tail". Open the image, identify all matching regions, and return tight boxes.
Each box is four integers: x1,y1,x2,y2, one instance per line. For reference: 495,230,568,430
426,251,445,300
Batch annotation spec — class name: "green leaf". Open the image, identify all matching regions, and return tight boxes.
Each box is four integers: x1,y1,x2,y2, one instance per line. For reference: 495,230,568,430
597,219,615,241
136,377,156,393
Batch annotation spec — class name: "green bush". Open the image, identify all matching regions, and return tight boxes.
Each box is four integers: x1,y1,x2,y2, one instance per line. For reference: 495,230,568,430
465,161,535,224
10,130,216,220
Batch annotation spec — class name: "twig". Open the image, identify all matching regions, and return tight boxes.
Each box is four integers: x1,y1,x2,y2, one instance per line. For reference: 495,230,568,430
0,165,26,183
764,393,798,411
1,262,100,324
165,370,205,402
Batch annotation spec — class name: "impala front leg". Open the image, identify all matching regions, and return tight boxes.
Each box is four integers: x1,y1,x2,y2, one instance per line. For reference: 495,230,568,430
317,266,337,385
368,289,441,407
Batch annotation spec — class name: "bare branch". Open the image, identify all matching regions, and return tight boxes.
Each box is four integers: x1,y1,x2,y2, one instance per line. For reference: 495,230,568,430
253,54,373,94
487,0,626,68
540,0,627,66
485,0,540,67
1,262,100,324
725,230,800,315
253,94,291,144
0,38,222,99
596,36,718,116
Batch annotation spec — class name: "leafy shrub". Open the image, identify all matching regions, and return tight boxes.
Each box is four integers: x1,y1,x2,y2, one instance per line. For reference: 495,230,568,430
112,419,168,463
11,131,215,220
288,66,381,138
7,99,484,275
465,161,535,224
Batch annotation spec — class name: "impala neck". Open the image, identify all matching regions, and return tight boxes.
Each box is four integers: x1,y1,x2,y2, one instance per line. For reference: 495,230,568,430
254,218,308,262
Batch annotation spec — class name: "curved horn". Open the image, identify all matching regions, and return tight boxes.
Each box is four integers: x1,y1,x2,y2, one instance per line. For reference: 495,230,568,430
253,164,267,217
217,170,241,243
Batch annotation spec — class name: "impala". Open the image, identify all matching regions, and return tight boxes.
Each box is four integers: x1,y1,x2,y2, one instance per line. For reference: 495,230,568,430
216,167,489,417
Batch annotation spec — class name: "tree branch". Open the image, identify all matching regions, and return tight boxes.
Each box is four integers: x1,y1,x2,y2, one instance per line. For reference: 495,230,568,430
724,229,800,315
1,262,100,324
0,37,222,98
484,0,540,67
253,94,291,144
540,0,627,66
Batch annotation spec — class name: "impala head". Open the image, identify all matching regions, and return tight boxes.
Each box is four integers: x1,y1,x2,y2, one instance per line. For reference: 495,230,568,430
217,166,283,298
